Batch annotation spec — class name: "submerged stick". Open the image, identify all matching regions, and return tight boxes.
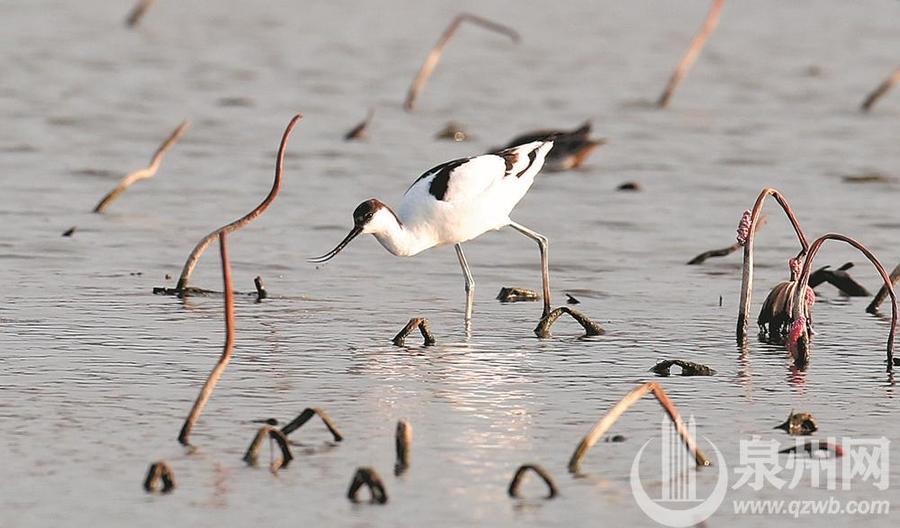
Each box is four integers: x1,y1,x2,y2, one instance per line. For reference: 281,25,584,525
392,318,436,346
344,108,374,141
347,467,388,504
534,307,605,338
497,286,539,302
175,114,302,292
650,359,715,376
177,233,234,446
789,234,897,370
125,0,156,28
143,461,176,493
867,263,900,314
93,120,189,213
280,407,343,441
737,188,809,343
508,464,558,499
253,276,268,301
688,215,767,265
657,0,725,108
403,13,520,111
861,67,900,112
242,426,294,471
395,419,412,475
568,382,710,474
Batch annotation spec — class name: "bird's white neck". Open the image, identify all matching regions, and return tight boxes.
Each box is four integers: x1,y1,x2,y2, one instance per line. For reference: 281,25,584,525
366,206,434,257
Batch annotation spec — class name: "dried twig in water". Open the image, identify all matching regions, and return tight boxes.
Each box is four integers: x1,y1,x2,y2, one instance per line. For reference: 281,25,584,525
174,114,301,292
688,215,768,265
566,293,580,305
243,426,294,471
737,188,809,343
860,67,900,112
780,441,843,457
93,121,189,213
344,109,374,141
657,0,725,108
253,276,268,302
143,461,176,493
395,420,412,475
347,467,388,504
650,359,715,377
809,263,870,297
568,382,710,474
392,317,436,346
774,410,817,436
789,234,897,370
403,13,520,111
125,0,156,28
497,286,539,303
61,226,76,237
534,307,605,338
177,233,234,446
867,263,900,314
281,407,344,442
507,464,558,499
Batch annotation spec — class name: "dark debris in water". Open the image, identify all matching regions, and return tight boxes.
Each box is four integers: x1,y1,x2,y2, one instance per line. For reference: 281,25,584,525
617,181,641,192
61,226,76,237
435,122,468,142
497,286,539,303
650,359,715,377
774,410,817,436
809,262,870,297
565,293,580,305
534,306,604,338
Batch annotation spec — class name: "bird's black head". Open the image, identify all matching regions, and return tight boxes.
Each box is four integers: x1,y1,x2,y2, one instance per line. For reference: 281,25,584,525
309,199,388,264
352,198,384,228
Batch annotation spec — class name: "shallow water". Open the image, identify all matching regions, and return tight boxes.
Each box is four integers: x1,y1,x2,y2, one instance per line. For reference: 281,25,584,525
1,1,899,526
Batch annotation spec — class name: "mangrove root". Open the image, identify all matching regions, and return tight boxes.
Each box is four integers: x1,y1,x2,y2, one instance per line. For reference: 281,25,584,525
860,67,900,112
143,461,175,493
534,307,605,338
650,359,715,377
404,14,520,111
93,120,189,213
347,467,388,504
657,0,725,108
177,233,234,446
774,410,817,436
280,407,344,442
174,114,301,293
867,263,900,314
243,426,294,471
395,419,412,475
507,464,558,499
568,382,710,474
497,286,539,303
392,318,436,346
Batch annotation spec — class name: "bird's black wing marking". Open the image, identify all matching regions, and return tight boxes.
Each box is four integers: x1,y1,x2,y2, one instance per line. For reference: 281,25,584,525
492,144,541,178
515,149,539,178
405,157,471,201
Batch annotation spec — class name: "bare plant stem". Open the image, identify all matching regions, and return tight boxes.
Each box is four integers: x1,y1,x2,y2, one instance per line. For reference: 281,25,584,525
790,234,897,370
392,318,436,346
175,114,302,292
177,233,234,446
534,307,605,338
280,407,344,441
868,263,900,314
395,420,412,475
737,188,809,343
403,13,520,111
688,215,767,265
508,464,558,499
347,467,388,504
568,382,710,474
344,108,374,141
143,461,176,493
657,0,725,108
93,120,189,213
125,0,156,28
861,67,900,112
242,426,294,471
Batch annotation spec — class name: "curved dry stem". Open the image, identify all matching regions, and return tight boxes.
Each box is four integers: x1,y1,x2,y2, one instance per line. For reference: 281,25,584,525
508,464,558,499
242,426,294,471
568,382,710,474
403,13,520,111
125,0,156,28
178,233,235,446
175,114,302,292
93,120,189,213
344,108,374,141
392,317,436,346
395,420,412,475
143,461,176,493
688,215,767,265
534,306,605,338
861,67,900,112
868,263,900,315
737,188,809,343
280,407,344,441
657,0,725,108
347,467,388,504
790,234,897,370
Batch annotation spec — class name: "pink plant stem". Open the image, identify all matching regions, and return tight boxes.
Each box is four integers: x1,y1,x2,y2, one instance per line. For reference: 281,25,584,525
657,0,725,108
737,188,809,342
790,234,898,370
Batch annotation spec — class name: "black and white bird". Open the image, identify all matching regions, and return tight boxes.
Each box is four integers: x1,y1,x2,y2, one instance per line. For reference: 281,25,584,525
310,140,555,326
498,121,606,171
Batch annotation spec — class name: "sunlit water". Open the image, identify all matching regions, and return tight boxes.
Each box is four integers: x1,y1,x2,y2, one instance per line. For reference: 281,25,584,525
1,1,898,526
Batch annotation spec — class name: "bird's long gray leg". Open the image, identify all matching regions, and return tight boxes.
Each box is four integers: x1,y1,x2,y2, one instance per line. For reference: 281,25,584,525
455,244,475,326
509,221,551,317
